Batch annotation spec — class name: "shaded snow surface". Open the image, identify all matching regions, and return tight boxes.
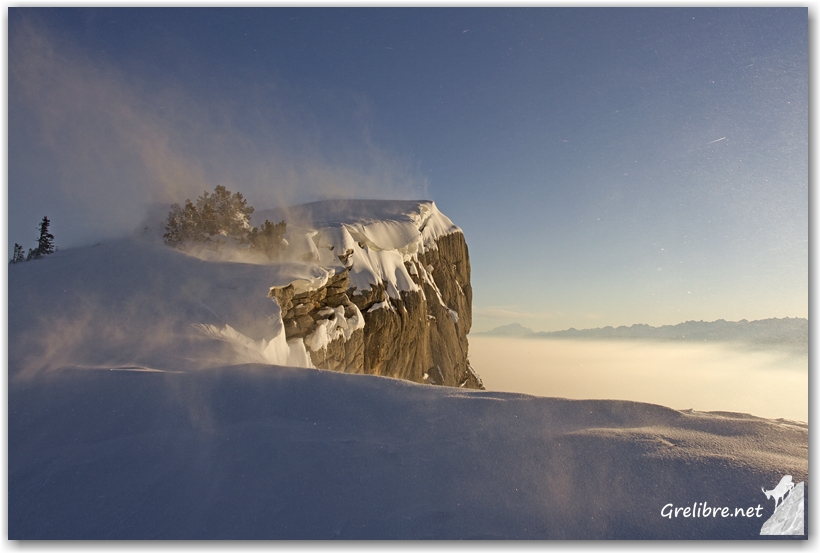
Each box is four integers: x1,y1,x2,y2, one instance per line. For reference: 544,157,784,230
8,365,808,539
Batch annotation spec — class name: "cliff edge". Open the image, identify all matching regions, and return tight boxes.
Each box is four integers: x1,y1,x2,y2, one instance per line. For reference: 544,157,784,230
265,200,483,389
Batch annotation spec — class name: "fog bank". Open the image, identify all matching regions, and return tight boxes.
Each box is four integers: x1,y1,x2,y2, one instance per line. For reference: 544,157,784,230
469,336,807,422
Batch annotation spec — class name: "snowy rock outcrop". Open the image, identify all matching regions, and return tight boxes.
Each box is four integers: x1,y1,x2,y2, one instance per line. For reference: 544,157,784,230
266,200,483,389
7,199,482,390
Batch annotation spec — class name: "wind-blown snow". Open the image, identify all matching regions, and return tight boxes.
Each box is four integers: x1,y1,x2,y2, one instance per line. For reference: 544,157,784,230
7,236,318,375
195,323,312,368
8,364,808,539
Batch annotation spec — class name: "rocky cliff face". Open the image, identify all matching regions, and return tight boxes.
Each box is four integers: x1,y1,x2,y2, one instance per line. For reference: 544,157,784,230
266,200,483,390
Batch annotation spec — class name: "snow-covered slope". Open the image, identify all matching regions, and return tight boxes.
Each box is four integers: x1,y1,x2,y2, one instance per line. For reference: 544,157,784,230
8,364,807,539
8,236,316,376
7,200,808,539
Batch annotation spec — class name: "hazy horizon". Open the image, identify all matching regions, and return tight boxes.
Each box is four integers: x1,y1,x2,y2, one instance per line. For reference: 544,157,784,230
469,335,808,422
474,315,808,334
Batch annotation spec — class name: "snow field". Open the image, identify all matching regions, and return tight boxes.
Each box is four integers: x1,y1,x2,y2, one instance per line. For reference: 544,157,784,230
8,364,808,539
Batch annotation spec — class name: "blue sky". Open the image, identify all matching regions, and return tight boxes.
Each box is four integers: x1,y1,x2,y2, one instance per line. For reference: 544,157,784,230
8,8,808,332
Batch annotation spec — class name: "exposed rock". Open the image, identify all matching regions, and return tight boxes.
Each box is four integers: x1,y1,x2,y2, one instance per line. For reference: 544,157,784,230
269,214,483,390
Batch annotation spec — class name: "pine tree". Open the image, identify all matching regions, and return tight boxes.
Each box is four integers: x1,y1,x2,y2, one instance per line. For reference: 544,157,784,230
181,200,202,241
249,219,287,259
10,243,24,264
164,185,256,247
195,185,253,237
163,203,184,246
26,217,56,261
225,189,253,235
199,202,219,237
36,216,55,256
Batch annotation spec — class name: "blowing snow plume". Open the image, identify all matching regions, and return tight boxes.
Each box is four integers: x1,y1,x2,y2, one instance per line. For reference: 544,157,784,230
6,238,314,380
8,13,427,251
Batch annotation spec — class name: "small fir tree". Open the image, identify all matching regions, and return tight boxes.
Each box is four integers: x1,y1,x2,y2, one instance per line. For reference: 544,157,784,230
26,217,56,261
10,243,24,264
36,216,56,256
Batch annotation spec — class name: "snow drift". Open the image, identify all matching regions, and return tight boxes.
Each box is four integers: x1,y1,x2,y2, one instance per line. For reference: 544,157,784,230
8,365,808,539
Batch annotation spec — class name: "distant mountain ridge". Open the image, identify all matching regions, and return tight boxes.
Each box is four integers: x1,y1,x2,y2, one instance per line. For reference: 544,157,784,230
478,317,808,345
477,322,534,337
